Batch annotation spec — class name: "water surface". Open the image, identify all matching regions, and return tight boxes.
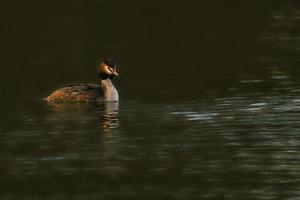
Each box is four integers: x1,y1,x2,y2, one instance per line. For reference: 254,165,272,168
1,0,300,199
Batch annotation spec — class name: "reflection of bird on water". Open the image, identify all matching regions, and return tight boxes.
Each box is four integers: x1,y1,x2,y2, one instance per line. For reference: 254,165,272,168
45,101,119,134
99,102,119,132
45,58,119,102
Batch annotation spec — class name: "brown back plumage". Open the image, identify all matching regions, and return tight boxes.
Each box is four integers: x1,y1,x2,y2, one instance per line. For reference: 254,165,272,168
46,84,103,102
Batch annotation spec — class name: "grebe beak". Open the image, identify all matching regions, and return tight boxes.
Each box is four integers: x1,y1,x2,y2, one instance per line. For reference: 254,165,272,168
113,70,119,76
113,66,119,76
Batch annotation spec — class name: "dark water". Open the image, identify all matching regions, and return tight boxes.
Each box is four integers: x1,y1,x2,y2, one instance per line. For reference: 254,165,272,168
1,0,300,199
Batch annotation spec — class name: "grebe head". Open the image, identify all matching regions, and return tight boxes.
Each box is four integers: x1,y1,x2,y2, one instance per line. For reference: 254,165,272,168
98,58,119,80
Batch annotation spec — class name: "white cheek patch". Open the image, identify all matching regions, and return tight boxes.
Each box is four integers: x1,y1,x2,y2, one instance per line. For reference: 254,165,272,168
103,65,112,75
108,68,114,75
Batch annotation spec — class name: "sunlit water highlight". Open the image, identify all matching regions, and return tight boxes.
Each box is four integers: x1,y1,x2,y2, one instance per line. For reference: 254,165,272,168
1,79,300,199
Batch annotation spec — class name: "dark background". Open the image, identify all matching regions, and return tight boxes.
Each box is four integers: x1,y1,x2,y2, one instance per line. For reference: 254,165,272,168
1,0,299,102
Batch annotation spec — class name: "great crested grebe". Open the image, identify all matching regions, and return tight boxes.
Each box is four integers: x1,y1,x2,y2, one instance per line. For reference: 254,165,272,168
45,59,119,102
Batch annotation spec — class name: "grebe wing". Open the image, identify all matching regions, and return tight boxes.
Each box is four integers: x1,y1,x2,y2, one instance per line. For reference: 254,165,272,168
46,83,103,102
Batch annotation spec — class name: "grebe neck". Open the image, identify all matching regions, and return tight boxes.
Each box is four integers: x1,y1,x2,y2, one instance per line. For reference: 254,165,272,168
101,79,119,101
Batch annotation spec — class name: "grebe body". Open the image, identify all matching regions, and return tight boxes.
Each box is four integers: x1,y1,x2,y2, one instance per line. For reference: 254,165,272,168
46,59,119,102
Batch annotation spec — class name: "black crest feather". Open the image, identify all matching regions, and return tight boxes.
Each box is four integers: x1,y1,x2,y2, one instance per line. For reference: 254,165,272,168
104,58,117,68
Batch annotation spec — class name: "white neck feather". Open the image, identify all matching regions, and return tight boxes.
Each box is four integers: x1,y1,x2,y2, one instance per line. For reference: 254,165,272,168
101,79,119,101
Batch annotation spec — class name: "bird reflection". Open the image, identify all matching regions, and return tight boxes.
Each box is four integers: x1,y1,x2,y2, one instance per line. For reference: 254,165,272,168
45,101,119,135
98,102,119,132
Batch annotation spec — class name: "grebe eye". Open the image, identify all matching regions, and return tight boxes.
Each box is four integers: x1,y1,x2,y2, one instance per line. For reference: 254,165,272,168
108,67,114,73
